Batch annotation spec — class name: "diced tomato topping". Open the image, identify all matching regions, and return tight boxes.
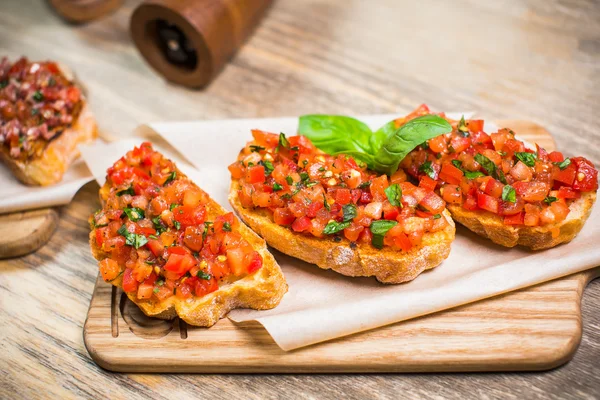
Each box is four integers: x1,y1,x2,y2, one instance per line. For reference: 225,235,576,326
439,162,463,185
246,165,266,184
99,259,120,281
477,191,499,213
122,268,138,293
504,212,524,225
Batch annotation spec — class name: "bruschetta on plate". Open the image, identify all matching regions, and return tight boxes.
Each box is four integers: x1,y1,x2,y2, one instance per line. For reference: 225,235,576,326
0,56,96,185
90,142,287,327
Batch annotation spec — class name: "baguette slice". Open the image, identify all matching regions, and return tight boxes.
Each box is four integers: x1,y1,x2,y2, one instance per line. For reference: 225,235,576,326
1,102,97,185
230,180,456,284
90,157,287,327
448,191,596,250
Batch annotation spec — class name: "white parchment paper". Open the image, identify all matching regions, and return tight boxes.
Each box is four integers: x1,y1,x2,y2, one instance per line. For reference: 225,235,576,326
80,114,600,351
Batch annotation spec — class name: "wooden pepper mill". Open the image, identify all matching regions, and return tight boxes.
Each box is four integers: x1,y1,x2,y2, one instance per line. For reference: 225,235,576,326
130,0,273,88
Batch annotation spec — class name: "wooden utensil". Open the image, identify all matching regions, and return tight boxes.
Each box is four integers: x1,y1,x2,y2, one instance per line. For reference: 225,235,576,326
0,208,59,259
130,0,273,88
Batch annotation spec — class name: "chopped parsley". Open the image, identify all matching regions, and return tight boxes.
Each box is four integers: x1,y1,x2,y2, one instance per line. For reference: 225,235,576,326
299,172,309,181
258,160,274,175
544,196,558,204
197,271,212,280
249,145,265,152
286,176,294,185
273,183,283,191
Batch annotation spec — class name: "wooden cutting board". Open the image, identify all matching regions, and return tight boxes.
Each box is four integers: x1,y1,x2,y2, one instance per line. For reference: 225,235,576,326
0,208,59,259
83,120,600,372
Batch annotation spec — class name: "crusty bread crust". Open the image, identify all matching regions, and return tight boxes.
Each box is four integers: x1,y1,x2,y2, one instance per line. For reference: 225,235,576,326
90,169,287,327
229,180,456,284
448,191,596,250
0,102,97,186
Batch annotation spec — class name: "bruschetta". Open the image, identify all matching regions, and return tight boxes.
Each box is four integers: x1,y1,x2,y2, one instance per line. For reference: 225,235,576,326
0,56,97,186
89,142,287,327
228,130,456,284
397,105,598,249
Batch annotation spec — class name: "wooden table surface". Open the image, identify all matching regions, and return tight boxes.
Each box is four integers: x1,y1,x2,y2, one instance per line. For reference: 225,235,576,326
1,0,599,398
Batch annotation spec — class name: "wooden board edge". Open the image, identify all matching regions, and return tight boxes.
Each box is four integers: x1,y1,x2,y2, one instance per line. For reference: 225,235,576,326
0,208,59,259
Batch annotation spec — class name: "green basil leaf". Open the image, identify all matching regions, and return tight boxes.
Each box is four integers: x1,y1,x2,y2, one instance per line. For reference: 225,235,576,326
118,224,148,249
223,222,232,232
555,158,571,170
342,203,357,222
122,207,145,222
433,214,442,219
197,271,212,280
369,220,398,249
116,185,135,197
371,115,452,176
323,193,330,211
152,216,166,234
384,183,402,207
371,119,399,154
278,133,290,148
464,171,485,179
474,153,506,183
323,220,350,235
258,160,274,175
544,196,558,204
418,161,436,179
249,145,265,152
299,115,373,156
457,115,469,137
451,159,463,169
501,185,516,203
515,152,537,167
285,175,294,185
273,183,283,191
163,171,176,186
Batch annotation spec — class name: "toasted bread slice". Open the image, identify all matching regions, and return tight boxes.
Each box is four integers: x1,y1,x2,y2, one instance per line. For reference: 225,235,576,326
448,191,596,250
1,102,97,186
90,163,287,327
229,180,456,284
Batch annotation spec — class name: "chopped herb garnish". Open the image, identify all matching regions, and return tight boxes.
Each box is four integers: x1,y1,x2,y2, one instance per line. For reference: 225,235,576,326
278,132,290,148
323,193,330,211
342,203,357,222
117,224,148,249
31,108,39,116
273,183,283,191
249,145,265,152
174,221,181,230
305,181,319,187
32,91,44,101
197,271,212,280
418,161,436,179
122,207,145,222
163,171,176,186
148,235,158,240
323,220,350,235
457,115,469,136
318,167,326,172
501,185,516,203
358,181,371,189
299,172,309,181
0,80,8,89
48,77,56,86
369,220,398,249
474,153,506,183
145,259,156,265
544,196,558,204
433,214,441,219
555,158,571,170
384,183,402,207
515,152,537,167
153,288,160,294
116,185,135,197
152,216,167,234
222,222,232,232
302,159,308,166
258,160,274,175
285,176,294,185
